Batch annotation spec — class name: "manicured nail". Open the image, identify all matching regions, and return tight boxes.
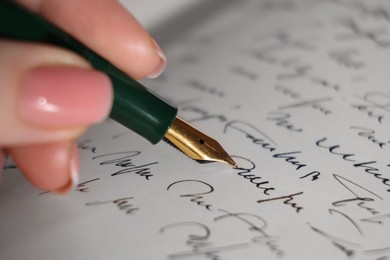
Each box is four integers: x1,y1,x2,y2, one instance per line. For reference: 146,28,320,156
147,38,167,79
53,143,79,194
18,67,113,127
70,143,80,189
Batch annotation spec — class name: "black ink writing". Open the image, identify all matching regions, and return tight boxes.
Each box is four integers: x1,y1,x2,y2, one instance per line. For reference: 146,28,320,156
316,138,390,191
93,151,158,180
257,192,304,213
215,209,285,257
167,180,215,211
267,111,303,132
350,126,389,149
86,197,139,215
231,156,276,195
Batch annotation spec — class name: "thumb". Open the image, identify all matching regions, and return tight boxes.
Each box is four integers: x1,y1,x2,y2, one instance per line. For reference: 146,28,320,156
0,40,113,147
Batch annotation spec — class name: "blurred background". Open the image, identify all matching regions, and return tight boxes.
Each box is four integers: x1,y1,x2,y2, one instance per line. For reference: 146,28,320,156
118,0,240,45
120,0,202,29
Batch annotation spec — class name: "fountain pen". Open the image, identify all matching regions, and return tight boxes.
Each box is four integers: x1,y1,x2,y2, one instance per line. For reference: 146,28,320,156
0,0,236,167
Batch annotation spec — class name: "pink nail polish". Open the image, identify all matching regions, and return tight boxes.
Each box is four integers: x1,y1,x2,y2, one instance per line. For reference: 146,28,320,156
147,39,167,79
18,67,113,127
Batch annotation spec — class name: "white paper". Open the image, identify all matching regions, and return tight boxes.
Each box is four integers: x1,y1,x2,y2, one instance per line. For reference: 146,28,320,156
1,0,390,259
119,0,202,29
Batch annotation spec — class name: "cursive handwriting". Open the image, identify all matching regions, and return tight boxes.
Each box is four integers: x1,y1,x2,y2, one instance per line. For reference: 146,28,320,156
329,48,365,70
215,209,285,257
257,192,304,213
224,120,321,180
308,223,358,257
332,174,383,217
338,18,390,48
230,66,259,81
352,91,390,124
75,178,100,193
86,197,139,215
78,139,98,154
160,222,249,260
231,156,276,195
93,151,158,180
350,126,389,149
224,120,278,152
39,178,100,195
307,173,389,256
267,111,303,132
272,151,306,170
316,138,390,191
275,84,300,98
186,80,225,98
279,97,332,116
167,180,215,211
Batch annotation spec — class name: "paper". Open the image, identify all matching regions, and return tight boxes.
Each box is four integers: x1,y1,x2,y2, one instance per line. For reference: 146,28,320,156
1,0,390,259
119,0,202,29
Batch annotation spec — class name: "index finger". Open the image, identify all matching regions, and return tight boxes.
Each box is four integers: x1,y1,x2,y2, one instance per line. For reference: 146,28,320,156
16,0,166,79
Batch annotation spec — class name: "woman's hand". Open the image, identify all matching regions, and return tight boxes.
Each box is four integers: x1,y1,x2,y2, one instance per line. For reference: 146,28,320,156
0,0,166,193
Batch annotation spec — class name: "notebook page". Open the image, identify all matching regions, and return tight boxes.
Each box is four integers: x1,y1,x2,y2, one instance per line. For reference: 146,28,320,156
1,0,390,259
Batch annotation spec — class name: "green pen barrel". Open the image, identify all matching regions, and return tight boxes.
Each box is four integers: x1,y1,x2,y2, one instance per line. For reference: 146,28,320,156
0,0,177,144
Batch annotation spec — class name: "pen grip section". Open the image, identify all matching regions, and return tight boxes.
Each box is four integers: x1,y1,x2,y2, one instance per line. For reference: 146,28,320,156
109,76,177,144
0,0,177,144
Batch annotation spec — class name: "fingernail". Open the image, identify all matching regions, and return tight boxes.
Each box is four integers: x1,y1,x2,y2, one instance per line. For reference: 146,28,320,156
147,38,167,79
53,143,79,194
70,143,80,189
18,67,113,127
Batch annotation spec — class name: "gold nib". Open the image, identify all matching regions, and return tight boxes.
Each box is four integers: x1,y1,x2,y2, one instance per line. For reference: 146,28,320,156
165,117,237,167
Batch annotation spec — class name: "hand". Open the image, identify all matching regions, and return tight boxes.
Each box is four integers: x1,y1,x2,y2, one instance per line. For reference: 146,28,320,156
0,0,167,193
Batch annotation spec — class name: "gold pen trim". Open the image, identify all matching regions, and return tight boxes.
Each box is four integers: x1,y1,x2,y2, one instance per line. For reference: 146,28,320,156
165,117,237,167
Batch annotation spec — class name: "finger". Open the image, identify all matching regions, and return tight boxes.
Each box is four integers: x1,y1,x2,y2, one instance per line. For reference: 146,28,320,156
9,140,79,193
0,40,113,146
16,0,166,79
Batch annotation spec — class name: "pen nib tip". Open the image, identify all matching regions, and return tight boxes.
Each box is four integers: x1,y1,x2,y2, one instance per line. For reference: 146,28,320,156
165,117,236,167
228,159,238,168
